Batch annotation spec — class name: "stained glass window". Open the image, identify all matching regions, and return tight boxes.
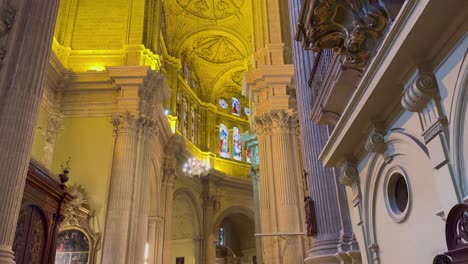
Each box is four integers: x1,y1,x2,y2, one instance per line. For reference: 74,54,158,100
233,127,242,161
246,149,251,164
220,124,229,158
183,99,188,136
244,107,250,116
218,228,225,246
191,107,197,143
232,97,240,116
219,98,228,109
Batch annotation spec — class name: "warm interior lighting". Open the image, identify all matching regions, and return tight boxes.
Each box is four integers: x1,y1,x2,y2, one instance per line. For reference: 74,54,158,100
183,157,210,177
88,65,106,72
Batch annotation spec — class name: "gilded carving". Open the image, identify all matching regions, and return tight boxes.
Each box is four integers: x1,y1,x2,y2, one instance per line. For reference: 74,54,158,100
298,0,388,68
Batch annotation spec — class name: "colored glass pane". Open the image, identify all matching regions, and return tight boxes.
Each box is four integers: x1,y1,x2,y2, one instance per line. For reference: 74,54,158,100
219,98,228,109
233,127,242,161
232,97,240,116
220,124,229,158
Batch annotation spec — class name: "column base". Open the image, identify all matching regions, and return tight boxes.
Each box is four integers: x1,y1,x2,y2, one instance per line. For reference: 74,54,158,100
0,245,15,264
305,250,361,264
304,254,341,264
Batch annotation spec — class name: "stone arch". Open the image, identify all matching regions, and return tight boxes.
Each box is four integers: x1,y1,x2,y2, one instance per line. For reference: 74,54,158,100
213,206,255,235
173,187,202,238
362,130,433,262
449,50,468,199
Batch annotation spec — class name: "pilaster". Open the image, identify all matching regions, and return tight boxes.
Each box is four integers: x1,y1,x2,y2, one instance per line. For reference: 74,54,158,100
0,0,60,262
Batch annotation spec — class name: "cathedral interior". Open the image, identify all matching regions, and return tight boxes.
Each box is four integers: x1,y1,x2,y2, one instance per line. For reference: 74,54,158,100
0,0,467,264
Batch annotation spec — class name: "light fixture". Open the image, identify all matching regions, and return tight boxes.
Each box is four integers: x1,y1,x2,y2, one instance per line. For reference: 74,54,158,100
183,157,210,177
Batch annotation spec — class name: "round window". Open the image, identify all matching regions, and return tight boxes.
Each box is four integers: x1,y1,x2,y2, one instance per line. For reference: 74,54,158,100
385,170,410,222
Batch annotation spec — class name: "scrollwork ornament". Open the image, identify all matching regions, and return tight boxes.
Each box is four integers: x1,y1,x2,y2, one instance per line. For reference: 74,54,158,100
401,72,437,112
365,128,387,153
340,161,359,186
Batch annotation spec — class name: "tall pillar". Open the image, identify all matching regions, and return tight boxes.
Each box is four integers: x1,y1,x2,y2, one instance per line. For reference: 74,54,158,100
101,113,139,264
201,178,216,264
147,216,159,264
133,121,159,263
259,110,304,263
161,153,177,264
0,0,60,263
287,0,360,263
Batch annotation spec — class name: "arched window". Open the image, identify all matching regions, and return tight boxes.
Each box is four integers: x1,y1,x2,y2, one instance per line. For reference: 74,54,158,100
232,97,240,116
233,127,242,161
220,124,229,158
183,99,188,136
191,107,197,143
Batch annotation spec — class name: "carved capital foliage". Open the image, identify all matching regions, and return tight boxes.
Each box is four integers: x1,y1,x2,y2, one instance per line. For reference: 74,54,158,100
163,155,177,184
299,0,388,68
141,118,159,142
112,112,139,136
340,160,359,186
401,72,437,112
0,2,15,70
270,110,298,133
253,117,265,137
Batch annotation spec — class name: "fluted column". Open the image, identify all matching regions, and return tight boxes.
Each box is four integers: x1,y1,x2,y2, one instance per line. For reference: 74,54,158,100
147,216,159,264
133,121,159,263
102,113,139,264
250,167,263,264
270,110,304,264
288,0,360,263
0,1,60,263
161,154,177,264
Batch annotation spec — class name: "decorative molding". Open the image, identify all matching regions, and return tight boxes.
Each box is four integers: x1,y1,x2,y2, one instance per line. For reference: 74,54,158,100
298,0,389,68
111,112,139,136
270,110,297,133
339,160,359,186
401,72,437,112
423,119,445,144
365,123,387,154
0,1,15,70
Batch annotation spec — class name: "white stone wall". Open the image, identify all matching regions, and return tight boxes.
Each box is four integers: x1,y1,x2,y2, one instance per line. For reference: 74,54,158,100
350,36,468,264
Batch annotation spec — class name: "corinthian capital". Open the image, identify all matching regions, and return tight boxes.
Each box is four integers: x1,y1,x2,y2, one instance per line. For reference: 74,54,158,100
270,110,297,133
142,118,159,142
112,112,139,135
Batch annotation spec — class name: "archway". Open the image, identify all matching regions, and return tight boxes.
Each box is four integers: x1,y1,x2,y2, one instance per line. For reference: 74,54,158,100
215,209,256,264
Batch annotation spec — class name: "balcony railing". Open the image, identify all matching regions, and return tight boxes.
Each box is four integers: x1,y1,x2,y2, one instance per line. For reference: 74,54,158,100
308,49,336,103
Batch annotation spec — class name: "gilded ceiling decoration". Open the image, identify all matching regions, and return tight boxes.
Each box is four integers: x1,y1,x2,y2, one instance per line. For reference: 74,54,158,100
177,0,244,20
193,35,244,63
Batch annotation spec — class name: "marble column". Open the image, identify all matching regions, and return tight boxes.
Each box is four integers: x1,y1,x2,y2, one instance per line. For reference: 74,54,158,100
250,167,263,264
101,113,139,264
287,0,359,263
0,1,60,263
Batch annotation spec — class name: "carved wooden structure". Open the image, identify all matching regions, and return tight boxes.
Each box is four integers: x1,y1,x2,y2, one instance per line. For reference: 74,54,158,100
433,203,468,264
12,160,72,264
